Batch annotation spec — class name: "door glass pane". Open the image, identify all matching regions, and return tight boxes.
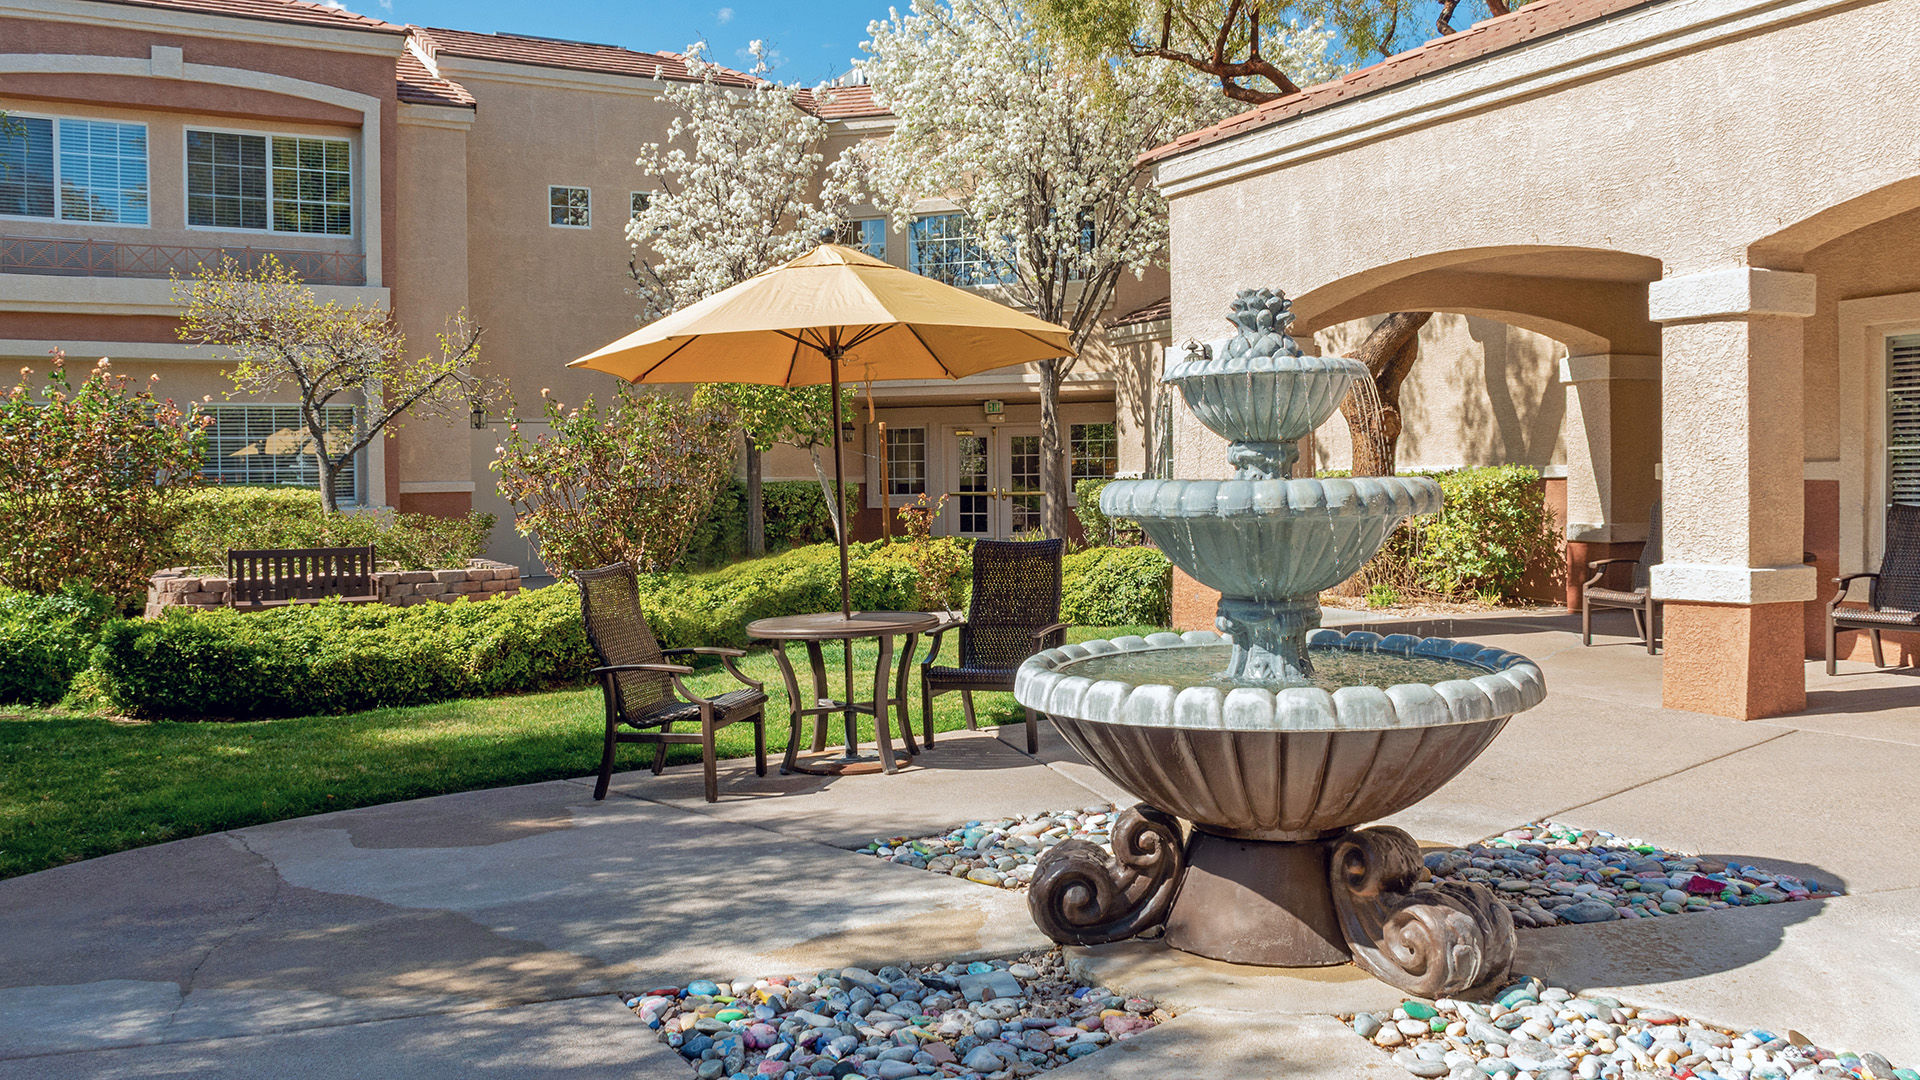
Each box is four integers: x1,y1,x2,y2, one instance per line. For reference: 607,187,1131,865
1008,434,1042,534
955,434,989,535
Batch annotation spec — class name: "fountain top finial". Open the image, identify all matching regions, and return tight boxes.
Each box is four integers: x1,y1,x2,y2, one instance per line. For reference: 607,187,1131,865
1223,288,1302,361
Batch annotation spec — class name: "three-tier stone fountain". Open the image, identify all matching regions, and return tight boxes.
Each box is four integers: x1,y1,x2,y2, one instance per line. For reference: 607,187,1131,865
1013,288,1546,998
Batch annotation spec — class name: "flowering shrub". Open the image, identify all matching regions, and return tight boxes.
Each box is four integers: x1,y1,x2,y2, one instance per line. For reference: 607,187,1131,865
880,495,972,610
492,388,739,576
0,351,209,602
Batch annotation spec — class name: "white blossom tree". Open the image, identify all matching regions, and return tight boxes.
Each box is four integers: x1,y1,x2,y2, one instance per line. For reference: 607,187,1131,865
628,43,853,552
854,0,1329,537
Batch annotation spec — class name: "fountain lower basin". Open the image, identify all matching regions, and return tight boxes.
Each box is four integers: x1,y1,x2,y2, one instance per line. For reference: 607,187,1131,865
1013,629,1544,991
1015,629,1543,840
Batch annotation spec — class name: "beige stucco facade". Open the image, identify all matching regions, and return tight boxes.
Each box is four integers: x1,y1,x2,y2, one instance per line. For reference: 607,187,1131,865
6,0,1174,570
1152,0,1920,719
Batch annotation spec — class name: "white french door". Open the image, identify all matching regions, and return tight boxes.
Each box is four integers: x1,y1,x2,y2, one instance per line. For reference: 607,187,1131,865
942,425,1044,539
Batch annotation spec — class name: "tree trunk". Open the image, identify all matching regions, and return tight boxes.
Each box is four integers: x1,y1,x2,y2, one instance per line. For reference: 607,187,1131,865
311,419,341,513
317,455,340,513
1038,357,1070,541
744,435,765,557
1338,311,1433,477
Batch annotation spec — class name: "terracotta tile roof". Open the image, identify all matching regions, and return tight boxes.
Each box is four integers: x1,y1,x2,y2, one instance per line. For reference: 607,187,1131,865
795,84,891,120
1141,0,1659,165
93,0,402,33
396,51,476,108
411,26,759,88
1110,297,1170,326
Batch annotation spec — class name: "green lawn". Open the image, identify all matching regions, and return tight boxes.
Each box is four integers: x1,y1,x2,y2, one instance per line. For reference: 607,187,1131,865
0,625,1158,880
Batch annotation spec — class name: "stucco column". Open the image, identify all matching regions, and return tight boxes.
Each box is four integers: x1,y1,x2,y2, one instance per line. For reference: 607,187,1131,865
1560,353,1660,608
1648,268,1818,719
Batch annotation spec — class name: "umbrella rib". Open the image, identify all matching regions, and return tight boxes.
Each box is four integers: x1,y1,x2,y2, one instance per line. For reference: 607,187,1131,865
899,322,952,378
629,336,700,383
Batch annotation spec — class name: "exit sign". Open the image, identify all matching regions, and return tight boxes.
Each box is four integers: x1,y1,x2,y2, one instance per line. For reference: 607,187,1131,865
983,399,1004,415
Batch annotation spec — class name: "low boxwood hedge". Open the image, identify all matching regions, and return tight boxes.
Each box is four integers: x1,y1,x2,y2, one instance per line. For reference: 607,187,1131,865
0,583,120,705
85,540,1174,720
91,584,591,719
1061,545,1172,627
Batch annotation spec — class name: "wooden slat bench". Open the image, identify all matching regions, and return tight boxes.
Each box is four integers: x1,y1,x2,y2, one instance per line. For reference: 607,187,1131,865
227,545,379,609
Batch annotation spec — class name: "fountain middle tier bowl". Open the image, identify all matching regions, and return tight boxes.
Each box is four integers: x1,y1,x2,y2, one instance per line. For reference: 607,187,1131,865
1098,476,1443,599
1014,630,1546,841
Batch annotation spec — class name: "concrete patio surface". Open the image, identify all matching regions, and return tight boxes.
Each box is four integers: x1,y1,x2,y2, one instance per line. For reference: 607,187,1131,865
3,615,1917,1077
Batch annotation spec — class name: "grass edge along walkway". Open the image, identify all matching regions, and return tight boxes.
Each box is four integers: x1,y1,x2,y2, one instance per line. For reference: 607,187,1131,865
0,626,1158,880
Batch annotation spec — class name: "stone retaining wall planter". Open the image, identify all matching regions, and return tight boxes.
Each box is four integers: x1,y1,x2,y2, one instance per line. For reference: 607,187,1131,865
145,559,521,618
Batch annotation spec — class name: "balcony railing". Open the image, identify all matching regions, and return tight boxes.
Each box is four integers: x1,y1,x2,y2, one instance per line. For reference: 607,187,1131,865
0,235,367,287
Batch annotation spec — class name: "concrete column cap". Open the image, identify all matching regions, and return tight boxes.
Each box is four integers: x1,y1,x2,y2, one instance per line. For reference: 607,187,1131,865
1648,267,1816,323
1650,561,1817,605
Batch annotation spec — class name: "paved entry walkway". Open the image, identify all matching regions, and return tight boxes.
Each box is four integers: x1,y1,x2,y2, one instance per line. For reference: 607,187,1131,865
3,614,1917,1078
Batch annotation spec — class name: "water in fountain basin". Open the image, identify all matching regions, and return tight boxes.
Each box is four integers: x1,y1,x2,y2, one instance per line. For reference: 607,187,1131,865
1060,644,1486,693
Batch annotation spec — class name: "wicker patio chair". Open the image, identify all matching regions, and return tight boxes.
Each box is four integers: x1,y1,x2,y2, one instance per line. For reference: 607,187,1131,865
1582,501,1662,654
574,562,767,803
920,538,1068,755
1827,503,1920,675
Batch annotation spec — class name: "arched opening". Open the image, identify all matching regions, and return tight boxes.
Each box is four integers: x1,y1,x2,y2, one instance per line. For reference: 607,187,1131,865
1280,246,1667,609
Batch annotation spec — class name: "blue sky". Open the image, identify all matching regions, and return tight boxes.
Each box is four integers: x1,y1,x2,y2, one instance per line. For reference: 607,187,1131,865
352,0,896,85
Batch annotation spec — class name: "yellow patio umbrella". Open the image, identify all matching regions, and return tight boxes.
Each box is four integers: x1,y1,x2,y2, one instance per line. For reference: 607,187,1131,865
569,243,1076,617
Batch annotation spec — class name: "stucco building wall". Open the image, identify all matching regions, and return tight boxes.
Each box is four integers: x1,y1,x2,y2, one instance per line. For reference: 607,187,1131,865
1151,0,1920,718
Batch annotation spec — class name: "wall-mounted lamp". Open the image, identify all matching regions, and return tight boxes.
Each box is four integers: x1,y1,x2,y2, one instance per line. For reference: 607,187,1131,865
469,402,487,430
841,419,856,443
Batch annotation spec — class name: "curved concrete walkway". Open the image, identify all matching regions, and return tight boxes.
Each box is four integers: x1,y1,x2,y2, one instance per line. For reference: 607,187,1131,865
3,614,1916,1077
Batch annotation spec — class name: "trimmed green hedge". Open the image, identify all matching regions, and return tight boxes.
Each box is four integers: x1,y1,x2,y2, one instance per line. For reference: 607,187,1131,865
83,538,1174,720
1329,465,1561,602
91,585,590,720
0,583,119,705
168,487,494,572
1061,545,1172,627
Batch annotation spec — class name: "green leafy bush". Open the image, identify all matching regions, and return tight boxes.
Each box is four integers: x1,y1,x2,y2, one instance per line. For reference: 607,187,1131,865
1411,465,1561,599
1060,545,1171,627
90,585,590,720
168,487,494,572
678,480,852,570
1330,466,1560,602
1072,478,1117,546
0,582,121,705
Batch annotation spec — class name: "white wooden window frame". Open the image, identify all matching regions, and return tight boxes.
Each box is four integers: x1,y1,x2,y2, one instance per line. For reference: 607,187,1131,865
885,425,928,497
0,111,151,228
183,125,356,237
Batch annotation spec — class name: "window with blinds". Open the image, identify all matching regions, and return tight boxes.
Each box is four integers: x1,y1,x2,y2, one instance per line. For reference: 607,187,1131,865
198,403,358,502
1891,335,1920,508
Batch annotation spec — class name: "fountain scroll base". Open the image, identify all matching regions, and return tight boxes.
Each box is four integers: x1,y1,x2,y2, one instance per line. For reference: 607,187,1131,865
1030,806,1516,998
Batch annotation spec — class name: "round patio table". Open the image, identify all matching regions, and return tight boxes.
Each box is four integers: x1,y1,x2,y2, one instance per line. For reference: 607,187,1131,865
748,610,943,776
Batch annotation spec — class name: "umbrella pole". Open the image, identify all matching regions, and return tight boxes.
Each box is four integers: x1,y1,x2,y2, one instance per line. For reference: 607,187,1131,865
828,346,852,620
